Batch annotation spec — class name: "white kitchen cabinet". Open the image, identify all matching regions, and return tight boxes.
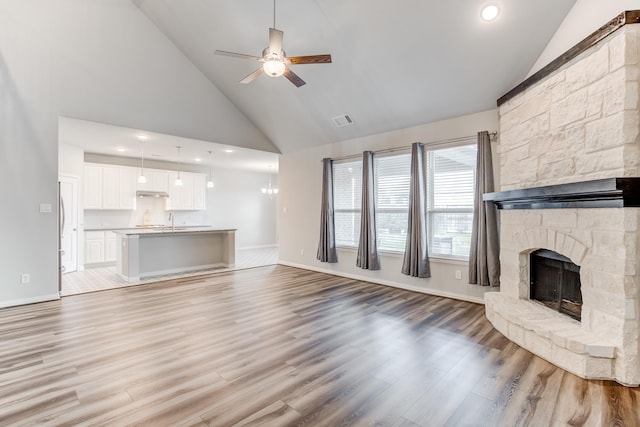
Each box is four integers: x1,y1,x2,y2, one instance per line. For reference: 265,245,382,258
84,163,137,210
84,165,103,209
136,169,169,193
119,167,137,209
84,231,106,265
193,174,206,210
151,170,169,193
85,231,117,266
167,172,206,211
101,166,120,209
105,231,117,262
85,163,203,211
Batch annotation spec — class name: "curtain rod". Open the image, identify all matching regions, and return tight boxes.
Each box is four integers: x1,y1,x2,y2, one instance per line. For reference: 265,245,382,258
326,131,497,163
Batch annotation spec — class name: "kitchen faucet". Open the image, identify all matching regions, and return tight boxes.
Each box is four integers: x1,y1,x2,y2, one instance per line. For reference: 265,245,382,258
168,212,175,232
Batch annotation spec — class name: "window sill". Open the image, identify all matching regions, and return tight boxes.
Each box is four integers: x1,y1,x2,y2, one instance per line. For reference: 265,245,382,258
428,256,469,266
337,246,469,265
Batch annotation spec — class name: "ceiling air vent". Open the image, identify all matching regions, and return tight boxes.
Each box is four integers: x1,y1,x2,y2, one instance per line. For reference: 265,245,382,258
332,114,355,128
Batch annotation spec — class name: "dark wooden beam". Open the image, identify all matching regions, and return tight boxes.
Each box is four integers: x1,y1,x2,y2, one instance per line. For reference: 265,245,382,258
483,177,640,209
497,10,640,106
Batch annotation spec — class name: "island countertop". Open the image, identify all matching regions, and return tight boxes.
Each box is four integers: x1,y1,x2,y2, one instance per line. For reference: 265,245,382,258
115,228,236,281
113,227,237,236
84,225,213,232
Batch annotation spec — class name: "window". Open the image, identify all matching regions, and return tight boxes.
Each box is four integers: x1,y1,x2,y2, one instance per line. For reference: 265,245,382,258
426,143,477,258
333,160,362,247
332,141,477,259
375,153,411,252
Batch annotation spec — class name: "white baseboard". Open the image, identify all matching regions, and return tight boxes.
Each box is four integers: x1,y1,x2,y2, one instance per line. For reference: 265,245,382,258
137,263,230,281
237,244,278,251
278,261,486,305
0,293,60,309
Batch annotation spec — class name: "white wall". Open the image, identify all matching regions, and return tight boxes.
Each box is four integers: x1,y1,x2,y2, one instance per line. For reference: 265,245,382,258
528,0,640,76
58,143,84,177
278,109,499,304
0,0,276,307
207,170,278,249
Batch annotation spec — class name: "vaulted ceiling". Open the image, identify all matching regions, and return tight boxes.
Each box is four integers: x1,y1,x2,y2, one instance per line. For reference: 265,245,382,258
133,0,576,153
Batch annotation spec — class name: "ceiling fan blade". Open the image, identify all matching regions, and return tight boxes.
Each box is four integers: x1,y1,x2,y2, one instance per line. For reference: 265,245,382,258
287,54,332,65
269,28,284,54
240,67,264,84
283,68,306,87
215,50,263,61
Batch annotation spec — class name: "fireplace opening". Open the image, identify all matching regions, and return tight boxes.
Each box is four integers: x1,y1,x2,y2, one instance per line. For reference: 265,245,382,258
530,249,582,321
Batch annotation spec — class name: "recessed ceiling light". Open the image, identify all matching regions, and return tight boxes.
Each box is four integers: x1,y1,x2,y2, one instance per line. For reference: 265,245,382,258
481,4,499,21
224,149,234,153
194,158,202,162
116,147,126,152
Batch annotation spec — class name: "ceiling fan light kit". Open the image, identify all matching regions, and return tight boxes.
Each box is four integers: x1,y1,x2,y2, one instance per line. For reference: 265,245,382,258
262,51,286,77
215,0,331,87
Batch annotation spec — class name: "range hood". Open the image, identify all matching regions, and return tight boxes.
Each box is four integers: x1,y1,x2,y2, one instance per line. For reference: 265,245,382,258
136,190,169,198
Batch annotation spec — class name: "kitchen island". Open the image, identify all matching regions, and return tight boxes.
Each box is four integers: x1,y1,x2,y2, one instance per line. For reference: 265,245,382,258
114,228,236,282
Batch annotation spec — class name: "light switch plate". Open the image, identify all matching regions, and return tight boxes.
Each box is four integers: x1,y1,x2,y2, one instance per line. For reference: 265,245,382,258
39,203,52,213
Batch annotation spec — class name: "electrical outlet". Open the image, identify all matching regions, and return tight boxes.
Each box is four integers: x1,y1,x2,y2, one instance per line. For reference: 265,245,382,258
455,270,462,280
21,273,30,284
300,249,304,256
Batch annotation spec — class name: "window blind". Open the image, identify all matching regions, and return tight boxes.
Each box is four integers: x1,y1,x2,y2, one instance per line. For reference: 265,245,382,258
333,160,362,247
374,153,411,252
427,144,477,257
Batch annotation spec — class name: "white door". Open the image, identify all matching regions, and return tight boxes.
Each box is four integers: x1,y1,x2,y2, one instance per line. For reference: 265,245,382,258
59,175,79,274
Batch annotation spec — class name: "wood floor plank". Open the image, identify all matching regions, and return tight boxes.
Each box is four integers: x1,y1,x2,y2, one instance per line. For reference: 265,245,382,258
0,265,637,426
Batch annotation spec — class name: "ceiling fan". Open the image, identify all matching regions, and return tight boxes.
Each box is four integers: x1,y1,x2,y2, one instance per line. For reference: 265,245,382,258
214,0,332,87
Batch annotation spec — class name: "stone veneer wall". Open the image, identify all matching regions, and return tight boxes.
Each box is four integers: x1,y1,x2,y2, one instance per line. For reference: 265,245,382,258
485,24,640,385
499,26,640,189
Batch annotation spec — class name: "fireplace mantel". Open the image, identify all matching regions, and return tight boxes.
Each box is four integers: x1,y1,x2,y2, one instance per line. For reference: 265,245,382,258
483,178,640,209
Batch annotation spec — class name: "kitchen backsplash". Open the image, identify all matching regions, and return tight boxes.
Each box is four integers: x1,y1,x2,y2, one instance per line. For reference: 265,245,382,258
84,197,207,229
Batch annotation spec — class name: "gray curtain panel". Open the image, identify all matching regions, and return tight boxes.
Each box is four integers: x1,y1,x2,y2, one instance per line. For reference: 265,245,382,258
469,131,500,286
402,143,431,278
317,158,338,263
356,151,380,270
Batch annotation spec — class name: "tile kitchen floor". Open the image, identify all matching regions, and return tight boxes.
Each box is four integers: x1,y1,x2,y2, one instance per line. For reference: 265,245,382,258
61,246,279,296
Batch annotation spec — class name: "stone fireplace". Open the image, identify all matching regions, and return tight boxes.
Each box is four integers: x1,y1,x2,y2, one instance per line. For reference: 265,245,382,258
484,11,640,386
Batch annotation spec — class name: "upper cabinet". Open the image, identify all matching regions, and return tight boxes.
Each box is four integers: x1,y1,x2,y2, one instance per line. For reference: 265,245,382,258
167,172,206,211
84,164,103,209
85,163,206,211
136,169,169,193
84,163,137,210
193,174,206,210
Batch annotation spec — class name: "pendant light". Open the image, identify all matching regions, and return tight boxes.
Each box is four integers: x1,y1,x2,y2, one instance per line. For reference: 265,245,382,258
261,176,278,199
207,151,215,189
137,139,147,184
175,146,183,186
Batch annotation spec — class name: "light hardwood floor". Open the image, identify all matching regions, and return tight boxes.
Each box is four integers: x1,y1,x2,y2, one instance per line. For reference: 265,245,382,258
61,246,279,296
1,265,638,426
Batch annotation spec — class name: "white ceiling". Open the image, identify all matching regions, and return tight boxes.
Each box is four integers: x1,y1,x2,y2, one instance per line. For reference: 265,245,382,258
132,0,577,153
59,117,279,172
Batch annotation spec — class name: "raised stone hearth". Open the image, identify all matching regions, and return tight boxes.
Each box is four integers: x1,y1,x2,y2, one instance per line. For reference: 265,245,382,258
485,12,640,386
